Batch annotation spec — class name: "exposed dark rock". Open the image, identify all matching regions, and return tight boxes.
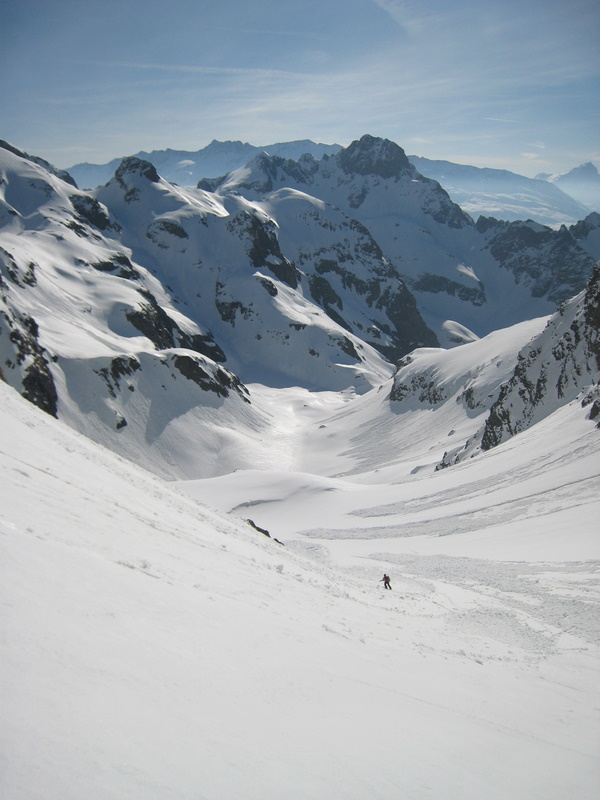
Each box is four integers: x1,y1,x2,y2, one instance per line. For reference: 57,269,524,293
126,290,226,361
390,371,447,405
115,156,160,184
479,218,595,304
246,518,271,537
583,263,600,370
21,358,58,418
97,357,141,397
146,219,189,244
70,194,117,232
90,253,137,279
0,247,36,287
337,134,411,178
4,312,58,417
325,307,353,333
336,335,360,359
479,265,600,453
374,285,439,357
172,354,250,402
246,518,285,545
245,214,300,289
215,281,254,327
309,274,343,310
259,277,278,296
412,273,486,306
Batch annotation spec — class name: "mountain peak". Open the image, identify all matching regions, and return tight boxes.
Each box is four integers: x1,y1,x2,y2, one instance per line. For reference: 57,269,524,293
337,135,412,178
115,156,160,184
565,162,600,181
0,138,77,187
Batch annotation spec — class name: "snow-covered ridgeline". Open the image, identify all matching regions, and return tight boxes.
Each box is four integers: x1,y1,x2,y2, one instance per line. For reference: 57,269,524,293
65,137,599,226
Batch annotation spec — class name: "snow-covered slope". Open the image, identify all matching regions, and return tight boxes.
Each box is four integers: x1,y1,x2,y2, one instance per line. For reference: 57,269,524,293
2,134,600,799
0,143,273,479
2,344,599,800
410,155,590,226
67,139,342,189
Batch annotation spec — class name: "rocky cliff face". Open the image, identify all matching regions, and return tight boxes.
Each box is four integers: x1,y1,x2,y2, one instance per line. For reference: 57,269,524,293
482,264,600,446
475,217,596,304
435,264,600,467
203,135,595,345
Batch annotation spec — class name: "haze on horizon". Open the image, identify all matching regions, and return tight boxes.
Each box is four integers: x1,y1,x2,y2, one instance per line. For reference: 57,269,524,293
1,0,598,177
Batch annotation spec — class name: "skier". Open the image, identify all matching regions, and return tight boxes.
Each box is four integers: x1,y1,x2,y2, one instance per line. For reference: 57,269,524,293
380,574,391,590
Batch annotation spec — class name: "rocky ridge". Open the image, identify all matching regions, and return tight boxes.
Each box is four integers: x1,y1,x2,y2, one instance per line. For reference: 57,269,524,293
1,135,598,480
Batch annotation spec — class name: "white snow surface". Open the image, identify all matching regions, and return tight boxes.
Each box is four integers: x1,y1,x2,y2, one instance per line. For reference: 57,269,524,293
2,136,600,799
2,362,599,799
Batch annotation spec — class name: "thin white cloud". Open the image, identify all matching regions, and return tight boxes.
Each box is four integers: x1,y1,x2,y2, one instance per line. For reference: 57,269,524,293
484,117,522,124
370,0,435,35
84,60,313,80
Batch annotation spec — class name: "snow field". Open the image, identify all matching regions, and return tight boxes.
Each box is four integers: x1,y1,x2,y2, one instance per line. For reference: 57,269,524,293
2,379,599,799
1,138,599,798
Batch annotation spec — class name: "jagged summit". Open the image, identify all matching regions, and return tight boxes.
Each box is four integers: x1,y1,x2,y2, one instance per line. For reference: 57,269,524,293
200,136,596,344
204,135,472,228
337,134,412,178
114,156,160,184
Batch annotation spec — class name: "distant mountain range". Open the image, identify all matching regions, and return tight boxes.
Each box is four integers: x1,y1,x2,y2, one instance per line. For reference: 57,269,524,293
535,162,600,212
66,139,599,227
410,156,593,226
68,140,341,192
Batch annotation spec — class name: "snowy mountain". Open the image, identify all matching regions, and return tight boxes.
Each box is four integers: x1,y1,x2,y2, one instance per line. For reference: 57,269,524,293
536,162,600,212
67,139,342,190
3,138,441,475
204,135,596,345
67,137,596,227
409,155,591,226
2,136,600,797
1,136,598,477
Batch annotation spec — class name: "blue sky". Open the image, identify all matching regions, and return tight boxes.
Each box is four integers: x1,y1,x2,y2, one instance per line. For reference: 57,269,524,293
1,0,598,175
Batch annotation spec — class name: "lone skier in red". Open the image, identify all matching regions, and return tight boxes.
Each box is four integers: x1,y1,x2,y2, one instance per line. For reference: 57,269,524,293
381,574,391,590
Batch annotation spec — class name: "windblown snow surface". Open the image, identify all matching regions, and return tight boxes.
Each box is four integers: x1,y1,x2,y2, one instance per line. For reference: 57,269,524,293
2,337,599,800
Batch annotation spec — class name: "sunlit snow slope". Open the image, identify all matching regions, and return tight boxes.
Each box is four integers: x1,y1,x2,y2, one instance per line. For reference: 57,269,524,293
2,365,599,799
2,135,600,800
